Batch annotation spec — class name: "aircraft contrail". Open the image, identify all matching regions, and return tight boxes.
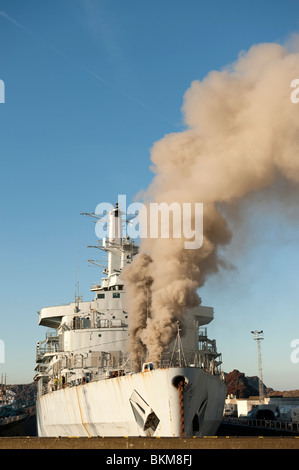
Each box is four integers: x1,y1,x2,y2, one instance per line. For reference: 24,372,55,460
0,10,183,130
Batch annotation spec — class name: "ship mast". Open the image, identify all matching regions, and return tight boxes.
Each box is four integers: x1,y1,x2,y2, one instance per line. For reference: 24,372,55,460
81,203,138,292
170,322,187,367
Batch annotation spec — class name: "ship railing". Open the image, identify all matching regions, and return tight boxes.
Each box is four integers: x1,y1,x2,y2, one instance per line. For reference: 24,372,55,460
199,345,218,353
36,350,58,363
0,414,26,426
37,358,225,397
36,349,224,396
45,330,58,341
36,345,59,362
36,330,59,361
224,416,299,435
64,318,128,330
247,418,299,434
156,354,223,376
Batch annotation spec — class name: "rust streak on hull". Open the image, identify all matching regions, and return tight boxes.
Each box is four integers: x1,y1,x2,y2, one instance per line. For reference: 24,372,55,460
178,380,184,437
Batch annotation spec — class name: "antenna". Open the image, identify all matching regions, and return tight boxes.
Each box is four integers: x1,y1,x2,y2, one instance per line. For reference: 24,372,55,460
251,330,264,402
75,250,82,309
146,285,149,321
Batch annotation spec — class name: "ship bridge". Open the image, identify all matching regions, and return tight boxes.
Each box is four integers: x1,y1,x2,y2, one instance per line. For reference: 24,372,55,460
188,305,213,327
38,304,72,329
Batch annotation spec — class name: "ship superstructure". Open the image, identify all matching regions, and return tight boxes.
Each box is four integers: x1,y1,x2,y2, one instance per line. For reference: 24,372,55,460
34,203,226,437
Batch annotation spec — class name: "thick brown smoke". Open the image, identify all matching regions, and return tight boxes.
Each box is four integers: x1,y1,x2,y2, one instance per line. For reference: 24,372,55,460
121,40,299,369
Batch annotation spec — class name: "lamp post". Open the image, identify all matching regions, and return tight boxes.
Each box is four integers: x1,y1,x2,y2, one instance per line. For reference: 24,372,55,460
251,330,264,402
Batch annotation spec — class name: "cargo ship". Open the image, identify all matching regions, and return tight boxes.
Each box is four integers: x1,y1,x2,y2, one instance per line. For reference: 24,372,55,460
34,203,226,437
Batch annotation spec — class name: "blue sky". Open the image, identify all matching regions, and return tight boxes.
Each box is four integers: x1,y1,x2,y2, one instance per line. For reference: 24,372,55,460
0,0,299,389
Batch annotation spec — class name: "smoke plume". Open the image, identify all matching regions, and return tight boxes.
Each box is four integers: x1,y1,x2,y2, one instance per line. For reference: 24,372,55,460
121,40,299,369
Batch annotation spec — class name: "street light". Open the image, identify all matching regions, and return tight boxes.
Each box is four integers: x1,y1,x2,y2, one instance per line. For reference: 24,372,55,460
251,330,264,402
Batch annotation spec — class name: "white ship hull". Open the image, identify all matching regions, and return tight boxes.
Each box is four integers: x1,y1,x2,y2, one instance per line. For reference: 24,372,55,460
37,367,226,437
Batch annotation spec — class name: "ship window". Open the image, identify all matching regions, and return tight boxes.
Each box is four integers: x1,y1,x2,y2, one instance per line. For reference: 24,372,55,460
113,292,120,298
97,293,105,299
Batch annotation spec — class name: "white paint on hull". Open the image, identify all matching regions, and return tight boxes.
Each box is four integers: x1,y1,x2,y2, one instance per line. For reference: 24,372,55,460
37,367,226,437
